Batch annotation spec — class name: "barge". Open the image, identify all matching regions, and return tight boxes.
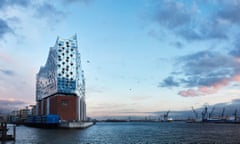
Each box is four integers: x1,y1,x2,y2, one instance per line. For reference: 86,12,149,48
24,114,95,128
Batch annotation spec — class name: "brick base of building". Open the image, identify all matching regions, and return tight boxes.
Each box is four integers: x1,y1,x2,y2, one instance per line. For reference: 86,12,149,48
37,94,79,121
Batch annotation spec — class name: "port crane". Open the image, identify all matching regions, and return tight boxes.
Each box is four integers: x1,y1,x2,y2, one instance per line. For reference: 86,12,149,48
191,106,198,119
163,111,170,121
221,107,225,119
233,109,238,121
201,106,209,120
209,107,215,119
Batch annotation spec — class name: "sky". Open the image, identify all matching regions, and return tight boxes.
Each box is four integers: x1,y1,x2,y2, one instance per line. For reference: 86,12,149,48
1,0,240,118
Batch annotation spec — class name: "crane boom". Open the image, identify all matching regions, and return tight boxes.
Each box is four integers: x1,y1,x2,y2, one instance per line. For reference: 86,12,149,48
209,107,215,118
221,107,225,118
163,111,170,121
191,106,198,119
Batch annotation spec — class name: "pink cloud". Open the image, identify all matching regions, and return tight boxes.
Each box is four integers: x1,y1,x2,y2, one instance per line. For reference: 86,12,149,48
179,74,240,97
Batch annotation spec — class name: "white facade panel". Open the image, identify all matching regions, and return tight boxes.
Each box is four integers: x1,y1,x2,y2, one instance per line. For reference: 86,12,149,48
36,34,86,119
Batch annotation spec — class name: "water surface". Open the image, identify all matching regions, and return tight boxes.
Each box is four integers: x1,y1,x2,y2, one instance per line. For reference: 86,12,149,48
5,122,240,144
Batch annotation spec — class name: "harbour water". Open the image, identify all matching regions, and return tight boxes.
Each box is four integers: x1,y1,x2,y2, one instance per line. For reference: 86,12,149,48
5,122,240,143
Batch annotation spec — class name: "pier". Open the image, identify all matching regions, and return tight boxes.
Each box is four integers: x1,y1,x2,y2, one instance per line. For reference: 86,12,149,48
0,122,16,141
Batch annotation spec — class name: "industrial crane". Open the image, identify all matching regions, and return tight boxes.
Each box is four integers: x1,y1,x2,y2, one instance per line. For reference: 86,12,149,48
202,106,208,120
163,111,170,121
191,106,198,119
221,107,225,119
233,109,238,121
209,107,215,119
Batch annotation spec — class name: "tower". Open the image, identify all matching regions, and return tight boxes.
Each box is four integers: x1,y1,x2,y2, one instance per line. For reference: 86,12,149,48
36,34,86,121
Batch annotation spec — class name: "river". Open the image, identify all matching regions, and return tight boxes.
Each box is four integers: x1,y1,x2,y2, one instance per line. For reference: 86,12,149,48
4,122,240,143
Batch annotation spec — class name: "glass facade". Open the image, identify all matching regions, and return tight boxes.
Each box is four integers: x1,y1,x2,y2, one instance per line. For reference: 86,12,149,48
36,34,85,101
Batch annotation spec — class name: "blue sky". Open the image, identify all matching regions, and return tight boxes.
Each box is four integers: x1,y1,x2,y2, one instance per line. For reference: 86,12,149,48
1,0,240,118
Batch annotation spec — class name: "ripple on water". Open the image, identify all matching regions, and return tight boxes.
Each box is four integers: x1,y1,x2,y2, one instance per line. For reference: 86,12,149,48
6,122,240,144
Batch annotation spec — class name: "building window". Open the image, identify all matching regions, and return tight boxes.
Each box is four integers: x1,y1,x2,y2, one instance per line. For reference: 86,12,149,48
61,100,68,106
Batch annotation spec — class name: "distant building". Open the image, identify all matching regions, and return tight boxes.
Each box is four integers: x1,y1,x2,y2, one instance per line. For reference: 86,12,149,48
0,115,4,122
30,105,37,116
36,34,86,121
8,110,20,123
19,107,31,121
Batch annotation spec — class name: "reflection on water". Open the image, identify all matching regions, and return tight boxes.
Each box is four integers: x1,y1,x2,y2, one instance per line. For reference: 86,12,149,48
5,122,240,144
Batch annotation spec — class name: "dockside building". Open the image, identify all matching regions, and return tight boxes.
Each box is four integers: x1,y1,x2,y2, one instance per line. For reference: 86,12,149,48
36,34,86,121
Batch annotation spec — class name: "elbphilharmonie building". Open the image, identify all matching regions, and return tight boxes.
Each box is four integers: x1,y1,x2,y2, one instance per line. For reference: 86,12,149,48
36,34,86,121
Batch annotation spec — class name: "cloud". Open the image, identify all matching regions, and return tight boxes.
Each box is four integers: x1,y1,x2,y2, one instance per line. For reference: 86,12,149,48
0,0,30,9
216,1,240,25
178,51,237,80
159,50,240,97
170,41,183,49
159,76,179,87
0,0,29,37
0,1,45,40
61,0,93,5
33,2,65,23
0,0,93,41
149,0,240,41
178,51,240,97
229,34,240,57
0,69,15,76
153,0,193,29
0,19,13,38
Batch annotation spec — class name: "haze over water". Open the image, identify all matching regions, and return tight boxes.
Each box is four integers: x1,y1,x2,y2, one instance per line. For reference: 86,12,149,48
6,122,240,144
